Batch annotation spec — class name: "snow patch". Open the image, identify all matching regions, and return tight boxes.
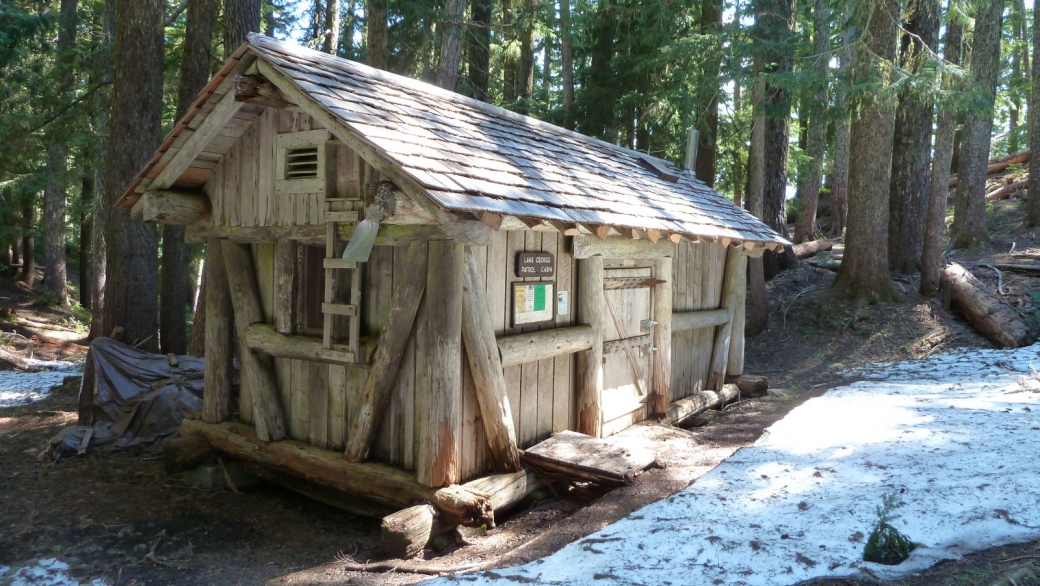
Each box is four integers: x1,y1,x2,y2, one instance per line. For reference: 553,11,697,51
2,558,108,586
441,344,1040,586
0,360,83,408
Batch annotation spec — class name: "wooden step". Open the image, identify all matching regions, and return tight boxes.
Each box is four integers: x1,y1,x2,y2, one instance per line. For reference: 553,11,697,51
323,258,358,270
321,303,357,317
521,430,657,486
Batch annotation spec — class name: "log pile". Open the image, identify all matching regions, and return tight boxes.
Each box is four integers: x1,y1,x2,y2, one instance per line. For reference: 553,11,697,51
940,263,1035,348
949,150,1031,188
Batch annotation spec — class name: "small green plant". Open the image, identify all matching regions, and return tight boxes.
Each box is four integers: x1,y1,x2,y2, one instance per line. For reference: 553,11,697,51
863,492,916,565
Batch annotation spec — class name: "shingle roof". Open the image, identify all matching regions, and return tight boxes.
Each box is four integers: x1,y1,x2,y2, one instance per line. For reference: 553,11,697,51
121,35,787,247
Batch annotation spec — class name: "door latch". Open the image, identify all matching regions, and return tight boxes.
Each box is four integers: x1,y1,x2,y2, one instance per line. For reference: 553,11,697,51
641,319,659,331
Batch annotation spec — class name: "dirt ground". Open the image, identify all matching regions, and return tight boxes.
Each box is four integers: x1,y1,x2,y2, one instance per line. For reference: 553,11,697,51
2,197,1040,586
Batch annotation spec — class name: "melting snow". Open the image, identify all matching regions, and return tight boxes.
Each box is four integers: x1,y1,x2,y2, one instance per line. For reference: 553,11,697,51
0,359,83,408
1,558,108,586
441,345,1040,585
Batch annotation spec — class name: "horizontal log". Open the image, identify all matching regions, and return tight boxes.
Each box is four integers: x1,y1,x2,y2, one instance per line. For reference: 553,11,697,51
244,323,375,366
725,374,769,397
664,383,740,426
381,468,543,558
367,183,439,225
239,462,393,518
985,180,1028,202
572,235,675,260
672,309,729,332
182,419,494,525
497,325,596,367
141,190,212,225
162,433,214,474
186,223,491,246
940,263,1035,348
792,239,834,259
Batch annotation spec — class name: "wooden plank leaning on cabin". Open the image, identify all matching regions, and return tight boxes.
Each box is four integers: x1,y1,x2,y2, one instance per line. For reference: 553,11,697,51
707,247,747,390
460,246,521,472
344,241,429,462
203,238,234,423
650,256,672,416
220,240,287,441
417,241,464,487
575,255,605,437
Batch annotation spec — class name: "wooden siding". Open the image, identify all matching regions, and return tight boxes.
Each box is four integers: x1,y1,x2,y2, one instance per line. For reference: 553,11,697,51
670,240,727,401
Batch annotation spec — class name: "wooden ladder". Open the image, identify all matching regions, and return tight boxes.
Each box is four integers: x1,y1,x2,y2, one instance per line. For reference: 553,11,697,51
322,201,361,358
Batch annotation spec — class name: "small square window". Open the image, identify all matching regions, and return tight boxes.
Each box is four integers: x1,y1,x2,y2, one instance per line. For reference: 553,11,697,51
275,130,329,194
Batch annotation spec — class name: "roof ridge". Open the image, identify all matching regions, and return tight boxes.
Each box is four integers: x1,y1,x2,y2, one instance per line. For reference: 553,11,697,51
245,34,700,184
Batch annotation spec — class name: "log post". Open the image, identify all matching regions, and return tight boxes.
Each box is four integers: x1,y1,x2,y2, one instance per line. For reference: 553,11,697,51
576,255,604,437
727,255,748,378
417,241,464,487
707,247,746,391
940,263,1035,348
203,238,234,423
461,246,521,472
650,256,672,416
344,240,429,462
221,240,287,441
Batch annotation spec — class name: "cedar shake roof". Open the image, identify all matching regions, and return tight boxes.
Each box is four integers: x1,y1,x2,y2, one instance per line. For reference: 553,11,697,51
119,35,787,247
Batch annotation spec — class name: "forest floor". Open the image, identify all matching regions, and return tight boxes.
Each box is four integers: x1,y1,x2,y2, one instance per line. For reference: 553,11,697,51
1,194,1040,586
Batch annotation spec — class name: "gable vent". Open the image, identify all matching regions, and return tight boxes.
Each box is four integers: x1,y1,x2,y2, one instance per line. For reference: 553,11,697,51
285,145,320,179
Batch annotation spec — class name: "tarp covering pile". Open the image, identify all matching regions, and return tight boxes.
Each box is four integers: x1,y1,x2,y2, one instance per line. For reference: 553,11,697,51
49,338,217,458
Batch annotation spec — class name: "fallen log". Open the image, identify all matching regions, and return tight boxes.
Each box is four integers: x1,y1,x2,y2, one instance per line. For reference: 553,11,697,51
162,433,214,474
381,468,543,559
985,180,1028,202
949,150,1031,187
664,383,740,427
725,374,769,397
940,263,1035,348
792,239,834,259
182,418,494,526
0,346,43,372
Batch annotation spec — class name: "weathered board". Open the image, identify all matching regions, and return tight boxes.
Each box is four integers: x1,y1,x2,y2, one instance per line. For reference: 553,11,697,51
522,430,657,485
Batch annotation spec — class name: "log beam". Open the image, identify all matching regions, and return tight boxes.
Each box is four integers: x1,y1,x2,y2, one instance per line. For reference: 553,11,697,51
162,433,213,474
496,325,596,367
234,75,298,109
140,189,212,225
664,383,740,426
650,257,673,415
940,263,1035,348
417,241,464,487
672,308,730,332
576,255,605,437
203,238,234,424
572,235,674,260
461,246,521,472
221,239,287,441
707,248,746,390
185,222,491,246
181,418,493,524
245,323,376,366
345,241,429,462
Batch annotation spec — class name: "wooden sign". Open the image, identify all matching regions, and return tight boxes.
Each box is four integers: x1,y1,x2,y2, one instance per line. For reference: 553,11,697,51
513,282,555,326
516,252,555,278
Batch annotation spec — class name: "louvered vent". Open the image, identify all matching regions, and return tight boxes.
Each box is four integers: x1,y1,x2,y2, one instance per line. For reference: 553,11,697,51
285,145,319,179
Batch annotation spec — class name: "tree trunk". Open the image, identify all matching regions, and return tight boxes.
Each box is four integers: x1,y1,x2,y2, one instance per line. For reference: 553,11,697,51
695,0,722,187
367,0,387,69
832,0,899,303
757,0,796,279
163,0,215,356
951,0,1003,249
436,0,466,91
829,27,854,236
102,0,164,352
516,0,535,101
581,0,617,139
560,0,574,129
42,0,78,305
1008,0,1027,153
224,0,260,58
1029,0,1040,226
888,0,939,273
466,0,491,101
921,19,963,296
792,0,829,244
745,64,768,337
321,0,341,54
87,0,114,340
79,174,94,308
17,202,35,288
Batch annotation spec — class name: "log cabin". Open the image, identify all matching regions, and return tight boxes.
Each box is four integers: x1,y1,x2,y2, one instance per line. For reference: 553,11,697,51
116,34,787,555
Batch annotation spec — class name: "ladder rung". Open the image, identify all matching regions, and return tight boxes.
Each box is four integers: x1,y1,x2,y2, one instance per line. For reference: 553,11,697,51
322,303,357,316
325,211,359,222
323,258,358,270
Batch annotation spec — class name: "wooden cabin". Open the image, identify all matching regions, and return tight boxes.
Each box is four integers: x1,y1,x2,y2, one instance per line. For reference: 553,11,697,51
117,35,786,555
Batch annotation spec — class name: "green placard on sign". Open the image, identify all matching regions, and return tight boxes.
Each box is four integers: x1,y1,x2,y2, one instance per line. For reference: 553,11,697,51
533,284,546,311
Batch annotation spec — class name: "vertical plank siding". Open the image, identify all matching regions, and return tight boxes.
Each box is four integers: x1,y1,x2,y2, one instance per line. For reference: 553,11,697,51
670,240,728,402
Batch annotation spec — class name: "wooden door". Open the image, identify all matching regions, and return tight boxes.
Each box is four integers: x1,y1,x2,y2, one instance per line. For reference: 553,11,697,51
600,265,654,436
